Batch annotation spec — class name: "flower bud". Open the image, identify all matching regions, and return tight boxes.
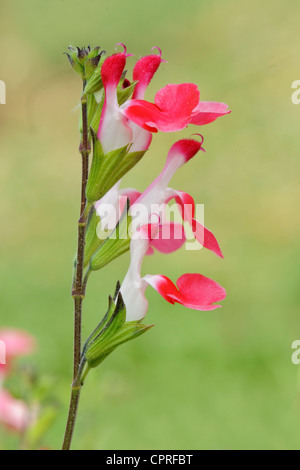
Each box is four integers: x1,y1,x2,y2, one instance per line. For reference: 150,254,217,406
65,45,106,82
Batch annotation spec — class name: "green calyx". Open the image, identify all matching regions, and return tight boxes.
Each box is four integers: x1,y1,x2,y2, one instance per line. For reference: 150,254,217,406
83,207,102,268
86,132,147,204
89,199,132,271
117,80,138,106
65,45,106,82
83,285,153,370
84,51,106,95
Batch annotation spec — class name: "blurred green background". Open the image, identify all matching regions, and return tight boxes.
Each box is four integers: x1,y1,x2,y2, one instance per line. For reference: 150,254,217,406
0,0,300,450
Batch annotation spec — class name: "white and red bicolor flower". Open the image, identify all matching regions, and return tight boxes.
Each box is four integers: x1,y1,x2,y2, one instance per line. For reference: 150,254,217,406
122,82,231,133
120,224,226,321
95,137,223,258
131,137,223,258
97,45,165,154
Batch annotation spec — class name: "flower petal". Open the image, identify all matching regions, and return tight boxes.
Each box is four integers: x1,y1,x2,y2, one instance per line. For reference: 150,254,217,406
119,188,142,206
127,121,153,152
135,138,203,213
101,52,127,89
98,52,133,153
148,222,186,254
132,49,164,100
123,84,200,132
172,190,224,258
123,83,231,133
120,223,160,321
191,101,231,125
144,273,226,310
154,83,200,115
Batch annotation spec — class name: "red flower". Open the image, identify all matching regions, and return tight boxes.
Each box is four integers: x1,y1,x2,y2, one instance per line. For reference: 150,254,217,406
122,83,230,132
94,138,223,258
97,45,164,154
120,224,226,321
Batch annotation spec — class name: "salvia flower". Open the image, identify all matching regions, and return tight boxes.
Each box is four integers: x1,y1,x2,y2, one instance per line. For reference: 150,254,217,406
86,45,230,205
120,224,226,321
85,46,166,204
87,137,223,270
97,45,164,154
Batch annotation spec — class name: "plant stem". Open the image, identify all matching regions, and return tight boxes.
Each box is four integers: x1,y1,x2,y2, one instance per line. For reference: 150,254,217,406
62,93,91,451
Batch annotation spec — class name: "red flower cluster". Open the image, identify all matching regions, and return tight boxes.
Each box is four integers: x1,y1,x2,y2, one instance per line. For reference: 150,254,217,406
91,45,230,321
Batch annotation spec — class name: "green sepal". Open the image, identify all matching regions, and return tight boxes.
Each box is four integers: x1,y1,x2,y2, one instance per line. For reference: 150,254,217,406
85,55,100,80
112,149,146,183
90,94,104,134
84,51,106,94
86,94,100,134
84,206,102,268
85,135,106,203
82,294,117,358
65,47,84,77
83,287,154,369
86,132,146,204
66,45,104,80
117,80,138,106
86,133,128,203
89,200,132,271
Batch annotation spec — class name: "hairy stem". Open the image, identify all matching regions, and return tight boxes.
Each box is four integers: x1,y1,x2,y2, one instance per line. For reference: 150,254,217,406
62,93,91,451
